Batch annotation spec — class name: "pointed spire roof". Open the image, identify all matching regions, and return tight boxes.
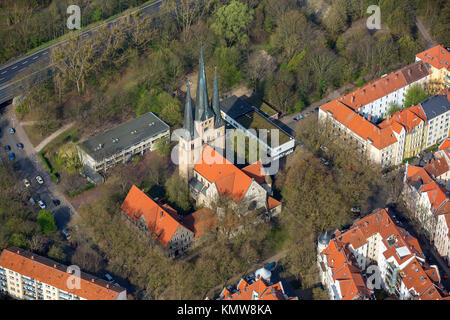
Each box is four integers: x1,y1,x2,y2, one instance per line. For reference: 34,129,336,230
195,43,214,121
212,67,224,128
184,79,195,140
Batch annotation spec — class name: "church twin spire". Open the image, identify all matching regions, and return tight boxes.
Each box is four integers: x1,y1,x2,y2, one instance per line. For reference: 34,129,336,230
184,43,223,140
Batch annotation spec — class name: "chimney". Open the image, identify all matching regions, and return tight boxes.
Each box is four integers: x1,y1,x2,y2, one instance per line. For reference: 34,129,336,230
395,73,399,79
31,256,34,260
91,278,95,283
352,95,355,103
53,264,57,268
372,84,376,90
408,69,412,76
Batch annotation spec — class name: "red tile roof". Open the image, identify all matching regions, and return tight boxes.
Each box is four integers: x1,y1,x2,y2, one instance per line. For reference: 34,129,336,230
320,99,397,150
194,145,253,202
219,277,296,300
419,181,448,213
336,62,428,113
0,247,125,300
323,209,449,300
380,104,426,133
416,45,450,71
182,207,217,239
242,161,266,184
405,164,433,185
424,157,449,178
267,196,281,210
121,185,186,247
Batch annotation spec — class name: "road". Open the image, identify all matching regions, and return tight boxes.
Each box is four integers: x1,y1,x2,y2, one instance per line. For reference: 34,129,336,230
0,105,77,229
415,16,437,49
0,0,165,105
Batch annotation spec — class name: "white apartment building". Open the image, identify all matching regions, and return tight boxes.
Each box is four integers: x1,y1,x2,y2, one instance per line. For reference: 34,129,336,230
434,213,450,267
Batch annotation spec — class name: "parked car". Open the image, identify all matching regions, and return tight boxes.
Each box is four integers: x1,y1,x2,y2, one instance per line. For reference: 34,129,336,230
8,152,15,160
29,197,36,205
294,114,304,121
105,274,114,282
320,158,330,166
16,143,24,149
8,128,15,134
53,199,60,206
61,228,71,240
23,179,31,188
4,145,11,151
38,200,46,209
36,176,44,184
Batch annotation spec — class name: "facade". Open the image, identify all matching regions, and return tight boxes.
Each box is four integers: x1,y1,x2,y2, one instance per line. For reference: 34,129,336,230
217,268,297,300
220,95,295,161
178,45,226,179
319,90,450,167
0,247,127,300
334,61,430,122
416,45,450,90
317,209,449,300
421,93,450,148
318,100,401,167
78,112,170,172
121,185,194,257
434,213,450,267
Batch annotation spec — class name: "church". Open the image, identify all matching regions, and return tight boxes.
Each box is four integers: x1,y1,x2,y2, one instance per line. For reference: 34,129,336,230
178,45,281,219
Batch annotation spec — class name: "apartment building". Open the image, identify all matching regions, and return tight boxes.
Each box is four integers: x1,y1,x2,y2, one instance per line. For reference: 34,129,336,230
0,247,127,300
318,209,449,300
416,45,450,89
421,93,450,148
318,99,401,167
78,112,170,172
217,267,297,300
336,61,429,122
434,213,450,267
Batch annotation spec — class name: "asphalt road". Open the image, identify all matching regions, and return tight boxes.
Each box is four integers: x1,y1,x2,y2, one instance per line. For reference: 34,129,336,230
0,105,76,229
0,0,164,105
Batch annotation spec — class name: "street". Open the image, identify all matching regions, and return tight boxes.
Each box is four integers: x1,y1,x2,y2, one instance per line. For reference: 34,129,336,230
0,104,76,229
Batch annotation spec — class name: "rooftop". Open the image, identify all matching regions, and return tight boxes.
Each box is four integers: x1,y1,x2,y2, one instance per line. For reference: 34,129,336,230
416,45,450,71
79,112,169,162
0,247,125,300
419,93,450,120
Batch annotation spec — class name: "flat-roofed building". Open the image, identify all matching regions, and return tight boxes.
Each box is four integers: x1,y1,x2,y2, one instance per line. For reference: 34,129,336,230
220,95,295,161
77,112,170,172
0,247,127,300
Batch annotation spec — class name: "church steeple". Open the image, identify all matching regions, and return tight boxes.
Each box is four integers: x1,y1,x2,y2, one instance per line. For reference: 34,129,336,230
184,79,195,139
195,43,214,121
212,67,224,128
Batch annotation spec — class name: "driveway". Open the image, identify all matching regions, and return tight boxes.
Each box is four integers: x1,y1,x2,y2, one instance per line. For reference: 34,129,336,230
0,104,78,229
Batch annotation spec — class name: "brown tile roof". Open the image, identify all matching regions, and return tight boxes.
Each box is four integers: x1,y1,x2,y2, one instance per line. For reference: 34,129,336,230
0,247,125,300
242,161,266,184
424,157,449,178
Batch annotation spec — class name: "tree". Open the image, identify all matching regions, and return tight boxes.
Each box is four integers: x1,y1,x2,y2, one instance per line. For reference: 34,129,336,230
71,243,104,273
312,286,330,300
387,102,402,116
165,173,192,213
212,1,254,46
48,244,66,261
37,210,57,235
404,84,431,108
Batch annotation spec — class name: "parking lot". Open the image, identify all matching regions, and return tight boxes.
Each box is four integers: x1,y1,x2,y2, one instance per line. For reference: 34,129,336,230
0,104,75,229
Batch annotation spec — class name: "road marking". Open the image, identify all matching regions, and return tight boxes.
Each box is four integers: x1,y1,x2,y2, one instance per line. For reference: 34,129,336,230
11,66,17,69
22,61,28,65
42,52,48,55
32,56,39,60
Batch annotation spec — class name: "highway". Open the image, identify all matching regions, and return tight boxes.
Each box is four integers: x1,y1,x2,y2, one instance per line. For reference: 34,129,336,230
0,0,164,105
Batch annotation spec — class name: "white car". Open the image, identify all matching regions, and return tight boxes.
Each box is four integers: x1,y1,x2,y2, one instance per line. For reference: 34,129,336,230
38,200,46,209
23,179,31,188
36,176,44,184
